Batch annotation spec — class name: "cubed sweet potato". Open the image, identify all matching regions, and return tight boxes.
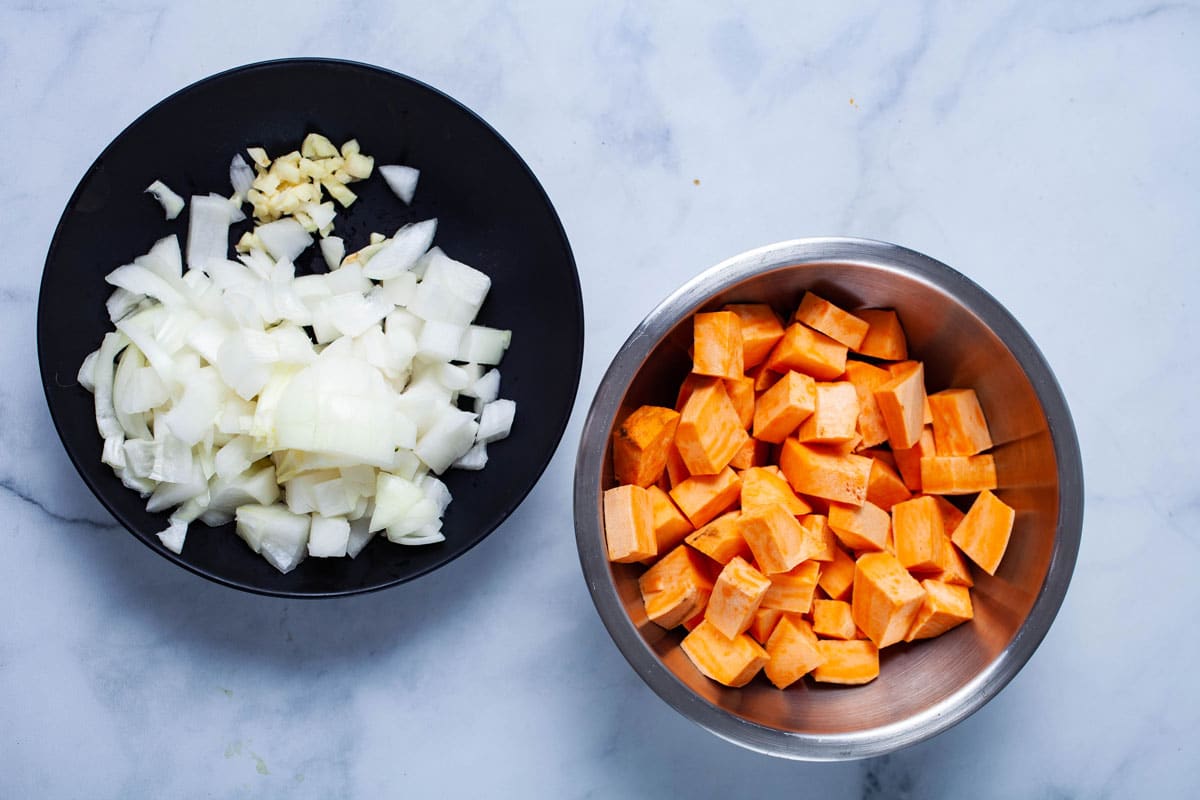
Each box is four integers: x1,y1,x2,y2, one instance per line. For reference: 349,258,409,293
764,323,848,381
675,378,749,475
725,303,785,368
692,310,744,380
796,381,859,444
740,466,812,516
779,439,872,506
760,560,821,614
685,511,750,564
812,598,857,640
793,292,869,350
724,375,756,430
843,361,893,448
817,544,856,600
764,616,825,689
866,456,912,511
892,426,935,491
738,505,816,574
752,370,816,444
639,544,714,629
812,640,880,685
612,405,681,488
891,495,946,573
874,361,927,449
929,388,993,456
853,309,907,361
647,485,694,554
669,467,742,528
749,607,784,644
905,580,973,641
951,489,1015,575
828,500,891,552
920,454,998,495
680,619,768,687
603,484,656,563
706,556,771,638
798,514,838,562
852,551,926,648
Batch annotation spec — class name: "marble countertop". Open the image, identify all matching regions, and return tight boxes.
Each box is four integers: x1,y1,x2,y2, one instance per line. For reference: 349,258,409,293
3,2,1196,796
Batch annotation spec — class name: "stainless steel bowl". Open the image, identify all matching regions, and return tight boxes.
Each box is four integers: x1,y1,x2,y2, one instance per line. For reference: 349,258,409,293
574,238,1083,760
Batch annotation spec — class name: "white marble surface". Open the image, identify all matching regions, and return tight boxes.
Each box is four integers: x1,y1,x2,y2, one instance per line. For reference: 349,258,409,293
2,1,1197,796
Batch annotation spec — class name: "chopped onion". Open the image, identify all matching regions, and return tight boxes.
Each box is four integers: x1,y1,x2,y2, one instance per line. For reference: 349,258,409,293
146,180,185,220
361,219,437,280
255,218,312,263
230,154,255,197
186,195,234,270
379,165,420,204
319,236,345,270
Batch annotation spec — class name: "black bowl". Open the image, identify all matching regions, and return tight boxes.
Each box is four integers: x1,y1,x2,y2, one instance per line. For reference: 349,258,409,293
38,58,583,597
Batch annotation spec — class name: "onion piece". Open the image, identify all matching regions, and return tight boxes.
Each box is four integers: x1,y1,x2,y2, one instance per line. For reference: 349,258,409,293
186,194,234,270
230,154,255,197
379,165,420,204
319,236,345,270
92,331,129,440
145,180,185,220
255,218,312,263
105,264,187,307
361,219,437,280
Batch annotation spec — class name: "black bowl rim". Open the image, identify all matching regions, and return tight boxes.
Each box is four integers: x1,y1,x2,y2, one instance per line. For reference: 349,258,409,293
38,57,584,598
573,236,1083,759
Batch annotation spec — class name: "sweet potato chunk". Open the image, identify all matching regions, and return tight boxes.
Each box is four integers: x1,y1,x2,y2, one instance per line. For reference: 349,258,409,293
852,551,926,648
685,511,750,565
812,640,880,685
760,560,821,614
798,514,838,562
749,607,784,644
843,361,892,448
669,468,741,529
647,485,694,553
740,466,812,516
752,371,816,444
639,545,714,628
692,311,744,380
929,388,993,456
764,616,825,689
874,361,927,449
892,426,935,491
812,599,857,640
603,484,656,563
853,309,907,361
738,505,815,574
905,579,973,641
612,405,680,487
866,456,911,511
796,381,859,444
664,441,689,488
891,495,946,573
929,532,974,587
725,303,785,368
724,375,756,430
828,500,891,552
764,323,848,381
779,439,872,506
794,292,869,350
706,556,771,638
728,436,769,470
675,378,749,475
920,454,998,495
746,362,779,392
818,544,856,600
951,489,1015,575
681,619,768,687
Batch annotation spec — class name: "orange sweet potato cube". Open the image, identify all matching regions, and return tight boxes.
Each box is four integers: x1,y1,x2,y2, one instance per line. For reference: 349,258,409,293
905,580,974,641
680,619,768,688
724,375,756,430
812,639,880,685
612,405,680,487
929,388,993,456
664,441,689,488
692,310,744,380
920,454,998,495
670,468,741,529
779,440,872,505
951,489,1016,575
647,485,694,553
639,544,715,629
929,533,974,586
738,505,821,574
843,360,892,448
749,607,784,644
893,426,935,491
705,556,771,638
761,560,821,614
675,378,749,475
793,292,869,350
828,500,891,552
764,616,826,689
874,361,927,449
746,362,779,392
796,381,859,444
764,323,848,381
853,309,907,360
817,545,856,600
891,495,946,573
740,466,812,516
685,511,750,564
674,372,705,411
603,484,656,563
752,370,816,443
798,514,838,561
852,551,927,648
725,303,785,368
928,495,966,531
866,456,911,511
728,436,770,470
812,599,857,640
